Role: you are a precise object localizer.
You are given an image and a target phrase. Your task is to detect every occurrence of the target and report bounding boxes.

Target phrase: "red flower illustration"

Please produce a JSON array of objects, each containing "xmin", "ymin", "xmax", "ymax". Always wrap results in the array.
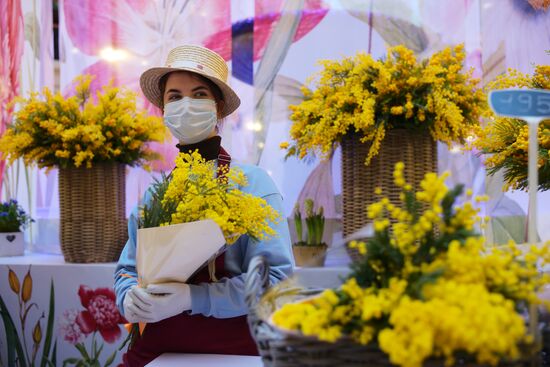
[{"xmin": 75, "ymin": 285, "xmax": 127, "ymax": 344}]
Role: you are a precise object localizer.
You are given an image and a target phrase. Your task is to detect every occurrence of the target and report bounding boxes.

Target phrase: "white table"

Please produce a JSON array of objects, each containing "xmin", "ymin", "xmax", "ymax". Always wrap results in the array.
[{"xmin": 145, "ymin": 353, "xmax": 263, "ymax": 366}]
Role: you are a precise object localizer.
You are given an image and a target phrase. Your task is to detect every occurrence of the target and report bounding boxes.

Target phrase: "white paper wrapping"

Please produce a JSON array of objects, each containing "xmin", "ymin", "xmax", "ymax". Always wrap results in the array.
[{"xmin": 136, "ymin": 219, "xmax": 225, "ymax": 287}]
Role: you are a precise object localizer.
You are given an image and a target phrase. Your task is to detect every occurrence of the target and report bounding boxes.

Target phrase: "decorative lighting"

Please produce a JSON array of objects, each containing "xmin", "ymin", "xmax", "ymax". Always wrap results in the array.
[
  {"xmin": 257, "ymin": 142, "xmax": 265, "ymax": 149},
  {"xmin": 99, "ymin": 47, "xmax": 129, "ymax": 63},
  {"xmin": 450, "ymin": 145, "xmax": 462, "ymax": 154},
  {"xmin": 246, "ymin": 121, "xmax": 263, "ymax": 132}
]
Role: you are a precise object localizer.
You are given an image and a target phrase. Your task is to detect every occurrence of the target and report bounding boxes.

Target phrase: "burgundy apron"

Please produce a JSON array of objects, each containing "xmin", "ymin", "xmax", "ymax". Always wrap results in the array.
[{"xmin": 123, "ymin": 147, "xmax": 258, "ymax": 367}]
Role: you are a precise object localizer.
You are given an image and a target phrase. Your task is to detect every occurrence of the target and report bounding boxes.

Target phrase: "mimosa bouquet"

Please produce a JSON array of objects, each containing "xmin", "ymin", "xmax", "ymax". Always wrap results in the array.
[
  {"xmin": 270, "ymin": 163, "xmax": 550, "ymax": 367},
  {"xmin": 474, "ymin": 65, "xmax": 550, "ymax": 191},
  {"xmin": 0, "ymin": 75, "xmax": 165, "ymax": 169},
  {"xmin": 136, "ymin": 151, "xmax": 280, "ymax": 286},
  {"xmin": 281, "ymin": 44, "xmax": 487, "ymax": 165}
]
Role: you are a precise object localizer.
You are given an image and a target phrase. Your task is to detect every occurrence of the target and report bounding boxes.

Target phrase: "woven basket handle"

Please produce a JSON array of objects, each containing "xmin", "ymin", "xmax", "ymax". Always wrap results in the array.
[{"xmin": 245, "ymin": 255, "xmax": 270, "ymax": 311}]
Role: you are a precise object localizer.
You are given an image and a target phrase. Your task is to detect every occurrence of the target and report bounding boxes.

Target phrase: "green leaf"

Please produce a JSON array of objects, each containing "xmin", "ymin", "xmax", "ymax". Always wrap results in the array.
[
  {"xmin": 51, "ymin": 341, "xmax": 57, "ymax": 367},
  {"xmin": 0, "ymin": 292, "xmax": 27, "ymax": 367},
  {"xmin": 2, "ymin": 310, "xmax": 16, "ymax": 366},
  {"xmin": 103, "ymin": 350, "xmax": 116, "ymax": 367},
  {"xmin": 62, "ymin": 358, "xmax": 80, "ymax": 367},
  {"xmin": 294, "ymin": 207, "xmax": 303, "ymax": 243},
  {"xmin": 40, "ymin": 279, "xmax": 55, "ymax": 367},
  {"xmin": 92, "ymin": 338, "xmax": 98, "ymax": 358},
  {"xmin": 118, "ymin": 325, "xmax": 134, "ymax": 351},
  {"xmin": 74, "ymin": 343, "xmax": 90, "ymax": 361},
  {"xmin": 138, "ymin": 173, "xmax": 177, "ymax": 229},
  {"xmin": 95, "ymin": 342, "xmax": 104, "ymax": 360},
  {"xmin": 305, "ymin": 218, "xmax": 314, "ymax": 245}
]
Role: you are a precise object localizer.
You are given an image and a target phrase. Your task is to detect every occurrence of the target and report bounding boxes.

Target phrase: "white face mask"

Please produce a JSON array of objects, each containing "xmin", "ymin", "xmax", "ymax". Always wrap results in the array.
[{"xmin": 163, "ymin": 97, "xmax": 218, "ymax": 144}]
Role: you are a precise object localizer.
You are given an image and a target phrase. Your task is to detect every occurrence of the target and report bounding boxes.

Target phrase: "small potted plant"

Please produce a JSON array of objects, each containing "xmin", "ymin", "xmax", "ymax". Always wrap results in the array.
[
  {"xmin": 292, "ymin": 199, "xmax": 327, "ymax": 267},
  {"xmin": 0, "ymin": 199, "xmax": 33, "ymax": 256}
]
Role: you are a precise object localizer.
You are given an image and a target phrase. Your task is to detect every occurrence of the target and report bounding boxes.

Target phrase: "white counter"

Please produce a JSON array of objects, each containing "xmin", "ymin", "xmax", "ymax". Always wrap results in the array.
[{"xmin": 146, "ymin": 353, "xmax": 262, "ymax": 367}]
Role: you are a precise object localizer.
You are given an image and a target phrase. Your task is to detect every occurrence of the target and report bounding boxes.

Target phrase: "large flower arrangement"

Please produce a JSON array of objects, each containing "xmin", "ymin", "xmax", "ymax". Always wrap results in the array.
[
  {"xmin": 272, "ymin": 163, "xmax": 550, "ymax": 367},
  {"xmin": 140, "ymin": 151, "xmax": 280, "ymax": 244},
  {"xmin": 474, "ymin": 65, "xmax": 550, "ymax": 191},
  {"xmin": 281, "ymin": 45, "xmax": 487, "ymax": 165},
  {"xmin": 0, "ymin": 75, "xmax": 166, "ymax": 169}
]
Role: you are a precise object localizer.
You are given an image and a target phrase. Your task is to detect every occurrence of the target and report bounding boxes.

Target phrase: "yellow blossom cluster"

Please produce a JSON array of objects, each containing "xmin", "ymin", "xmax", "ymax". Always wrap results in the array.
[
  {"xmin": 474, "ymin": 65, "xmax": 550, "ymax": 191},
  {"xmin": 161, "ymin": 151, "xmax": 280, "ymax": 244},
  {"xmin": 380, "ymin": 281, "xmax": 527, "ymax": 367},
  {"xmin": 0, "ymin": 75, "xmax": 166, "ymax": 169},
  {"xmin": 272, "ymin": 163, "xmax": 550, "ymax": 367},
  {"xmin": 282, "ymin": 44, "xmax": 487, "ymax": 165}
]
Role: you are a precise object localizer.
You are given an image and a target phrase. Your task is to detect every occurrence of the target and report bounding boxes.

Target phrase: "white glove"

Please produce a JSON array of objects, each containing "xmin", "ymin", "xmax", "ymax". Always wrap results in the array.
[
  {"xmin": 123, "ymin": 283, "xmax": 192, "ymax": 323},
  {"xmin": 123, "ymin": 286, "xmax": 156, "ymax": 323}
]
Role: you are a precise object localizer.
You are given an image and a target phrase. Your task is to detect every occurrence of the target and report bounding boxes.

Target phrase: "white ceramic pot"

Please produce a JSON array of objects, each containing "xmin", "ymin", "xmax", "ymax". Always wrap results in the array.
[{"xmin": 0, "ymin": 232, "xmax": 25, "ymax": 256}]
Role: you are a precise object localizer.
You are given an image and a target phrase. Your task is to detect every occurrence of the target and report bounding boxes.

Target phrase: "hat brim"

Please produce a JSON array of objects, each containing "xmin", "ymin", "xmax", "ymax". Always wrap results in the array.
[{"xmin": 140, "ymin": 67, "xmax": 241, "ymax": 118}]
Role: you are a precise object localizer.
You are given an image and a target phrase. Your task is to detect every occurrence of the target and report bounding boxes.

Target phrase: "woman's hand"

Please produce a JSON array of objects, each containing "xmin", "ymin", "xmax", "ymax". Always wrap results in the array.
[
  {"xmin": 123, "ymin": 283, "xmax": 191, "ymax": 323},
  {"xmin": 123, "ymin": 286, "xmax": 156, "ymax": 323}
]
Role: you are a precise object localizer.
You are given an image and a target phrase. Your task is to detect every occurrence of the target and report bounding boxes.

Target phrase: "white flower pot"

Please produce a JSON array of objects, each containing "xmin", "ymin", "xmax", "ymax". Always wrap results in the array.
[{"xmin": 0, "ymin": 232, "xmax": 25, "ymax": 256}]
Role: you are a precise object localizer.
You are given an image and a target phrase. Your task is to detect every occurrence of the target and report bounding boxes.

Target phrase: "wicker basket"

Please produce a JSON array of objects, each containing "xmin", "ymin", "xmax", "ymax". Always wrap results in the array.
[
  {"xmin": 58, "ymin": 163, "xmax": 128, "ymax": 263},
  {"xmin": 341, "ymin": 129, "xmax": 437, "ymax": 261},
  {"xmin": 245, "ymin": 256, "xmax": 391, "ymax": 366},
  {"xmin": 245, "ymin": 256, "xmax": 542, "ymax": 367}
]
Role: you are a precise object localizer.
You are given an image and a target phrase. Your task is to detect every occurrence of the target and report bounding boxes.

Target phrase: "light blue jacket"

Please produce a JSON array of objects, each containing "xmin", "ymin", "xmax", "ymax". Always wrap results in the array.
[{"xmin": 114, "ymin": 163, "xmax": 294, "ymax": 318}]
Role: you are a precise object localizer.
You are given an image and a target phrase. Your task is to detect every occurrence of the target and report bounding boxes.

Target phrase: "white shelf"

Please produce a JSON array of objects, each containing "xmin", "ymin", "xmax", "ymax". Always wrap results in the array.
[{"xmin": 0, "ymin": 252, "xmax": 116, "ymax": 268}]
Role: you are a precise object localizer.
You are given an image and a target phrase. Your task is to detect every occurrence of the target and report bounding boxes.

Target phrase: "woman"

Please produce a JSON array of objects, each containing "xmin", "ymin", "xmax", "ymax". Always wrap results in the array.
[{"xmin": 114, "ymin": 45, "xmax": 294, "ymax": 366}]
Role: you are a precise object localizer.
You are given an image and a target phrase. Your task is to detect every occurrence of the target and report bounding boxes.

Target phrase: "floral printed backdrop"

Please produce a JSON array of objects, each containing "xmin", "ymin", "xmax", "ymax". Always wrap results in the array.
[
  {"xmin": 1, "ymin": 1, "xmax": 550, "ymax": 249},
  {"xmin": 1, "ymin": 0, "xmax": 550, "ymax": 363},
  {"xmin": 0, "ymin": 264, "xmax": 127, "ymax": 366}
]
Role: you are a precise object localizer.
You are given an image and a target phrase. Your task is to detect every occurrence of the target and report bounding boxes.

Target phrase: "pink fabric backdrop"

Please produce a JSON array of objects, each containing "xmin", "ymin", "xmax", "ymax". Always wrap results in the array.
[
  {"xmin": 2, "ymin": 0, "xmax": 550, "ymax": 251},
  {"xmin": 0, "ymin": 0, "xmax": 24, "ymax": 200}
]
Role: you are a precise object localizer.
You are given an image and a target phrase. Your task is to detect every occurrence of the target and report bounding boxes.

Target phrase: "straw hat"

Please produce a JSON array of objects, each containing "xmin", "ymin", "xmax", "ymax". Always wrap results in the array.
[{"xmin": 140, "ymin": 45, "xmax": 240, "ymax": 117}]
